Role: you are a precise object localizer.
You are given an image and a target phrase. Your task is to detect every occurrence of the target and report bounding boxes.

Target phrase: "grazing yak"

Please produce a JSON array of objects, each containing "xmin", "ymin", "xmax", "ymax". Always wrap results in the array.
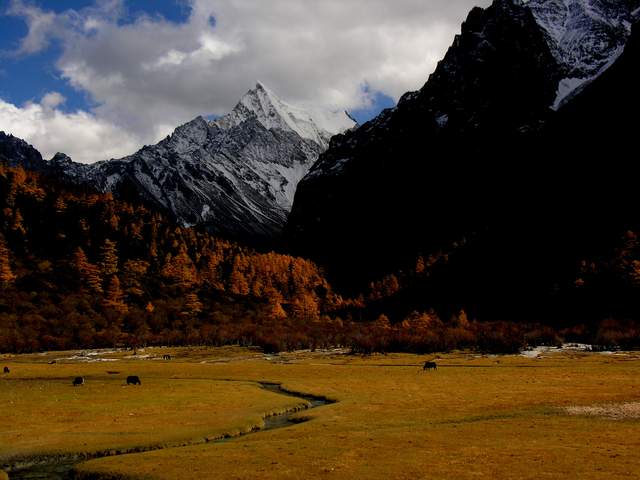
[
  {"xmin": 423, "ymin": 361, "xmax": 437, "ymax": 371},
  {"xmin": 126, "ymin": 375, "xmax": 142, "ymax": 385},
  {"xmin": 72, "ymin": 376, "xmax": 85, "ymax": 386},
  {"xmin": 3, "ymin": 366, "xmax": 9, "ymax": 374},
  {"xmin": 163, "ymin": 354, "xmax": 172, "ymax": 360}
]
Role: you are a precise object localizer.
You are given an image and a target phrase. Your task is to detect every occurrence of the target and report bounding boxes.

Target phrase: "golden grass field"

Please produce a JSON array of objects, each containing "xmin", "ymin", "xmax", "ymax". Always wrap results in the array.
[{"xmin": 2, "ymin": 346, "xmax": 640, "ymax": 479}]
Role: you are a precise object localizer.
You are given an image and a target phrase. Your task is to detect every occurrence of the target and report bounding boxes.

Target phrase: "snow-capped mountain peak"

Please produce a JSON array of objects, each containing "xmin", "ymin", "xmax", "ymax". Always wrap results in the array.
[
  {"xmin": 217, "ymin": 83, "xmax": 355, "ymax": 149},
  {"xmin": 33, "ymin": 82, "xmax": 354, "ymax": 241}
]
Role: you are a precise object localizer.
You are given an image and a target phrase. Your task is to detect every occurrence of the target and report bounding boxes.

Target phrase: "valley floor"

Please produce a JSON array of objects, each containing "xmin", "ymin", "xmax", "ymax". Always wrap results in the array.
[{"xmin": 1, "ymin": 347, "xmax": 640, "ymax": 479}]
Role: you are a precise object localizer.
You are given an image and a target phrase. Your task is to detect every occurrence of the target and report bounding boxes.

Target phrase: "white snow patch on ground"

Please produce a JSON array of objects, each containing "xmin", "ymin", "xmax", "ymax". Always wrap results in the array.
[
  {"xmin": 520, "ymin": 343, "xmax": 614, "ymax": 358},
  {"xmin": 59, "ymin": 355, "xmax": 120, "ymax": 362},
  {"xmin": 520, "ymin": 346, "xmax": 555, "ymax": 358},
  {"xmin": 57, "ymin": 348, "xmax": 126, "ymax": 362},
  {"xmin": 84, "ymin": 350, "xmax": 119, "ymax": 356}
]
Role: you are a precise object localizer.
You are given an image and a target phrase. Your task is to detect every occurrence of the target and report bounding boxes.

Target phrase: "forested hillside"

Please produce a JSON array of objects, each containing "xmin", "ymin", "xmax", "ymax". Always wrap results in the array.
[
  {"xmin": 0, "ymin": 163, "xmax": 347, "ymax": 352},
  {"xmin": 2, "ymin": 161, "xmax": 639, "ymax": 354}
]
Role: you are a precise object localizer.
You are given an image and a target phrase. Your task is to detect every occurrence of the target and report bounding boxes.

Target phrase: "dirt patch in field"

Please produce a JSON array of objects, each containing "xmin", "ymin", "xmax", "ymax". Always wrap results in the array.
[{"xmin": 565, "ymin": 402, "xmax": 640, "ymax": 420}]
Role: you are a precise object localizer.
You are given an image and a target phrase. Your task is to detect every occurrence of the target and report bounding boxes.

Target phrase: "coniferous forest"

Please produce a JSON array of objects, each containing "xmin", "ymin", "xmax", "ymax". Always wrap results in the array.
[{"xmin": 2, "ymin": 162, "xmax": 640, "ymax": 354}]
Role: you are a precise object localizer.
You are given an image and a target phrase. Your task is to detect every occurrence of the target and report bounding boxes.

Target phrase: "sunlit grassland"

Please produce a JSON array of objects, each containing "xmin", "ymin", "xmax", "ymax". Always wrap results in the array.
[
  {"xmin": 0, "ymin": 346, "xmax": 303, "ymax": 463},
  {"xmin": 3, "ymin": 348, "xmax": 640, "ymax": 479}
]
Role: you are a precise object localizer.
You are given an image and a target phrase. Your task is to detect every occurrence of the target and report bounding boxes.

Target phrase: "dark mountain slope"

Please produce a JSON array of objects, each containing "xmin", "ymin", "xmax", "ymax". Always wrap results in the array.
[
  {"xmin": 0, "ymin": 132, "xmax": 47, "ymax": 171},
  {"xmin": 287, "ymin": 0, "xmax": 640, "ymax": 322},
  {"xmin": 287, "ymin": 0, "xmax": 562, "ymax": 282}
]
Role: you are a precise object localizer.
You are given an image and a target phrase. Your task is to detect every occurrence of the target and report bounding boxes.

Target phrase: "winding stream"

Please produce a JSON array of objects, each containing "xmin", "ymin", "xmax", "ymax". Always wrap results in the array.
[{"xmin": 5, "ymin": 382, "xmax": 334, "ymax": 480}]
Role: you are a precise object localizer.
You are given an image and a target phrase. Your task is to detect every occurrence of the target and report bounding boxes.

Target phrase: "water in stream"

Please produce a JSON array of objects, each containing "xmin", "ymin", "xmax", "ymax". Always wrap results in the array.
[{"xmin": 6, "ymin": 382, "xmax": 332, "ymax": 480}]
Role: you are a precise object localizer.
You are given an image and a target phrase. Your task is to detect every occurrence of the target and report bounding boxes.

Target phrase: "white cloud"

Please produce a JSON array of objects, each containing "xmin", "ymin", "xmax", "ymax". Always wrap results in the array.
[
  {"xmin": 0, "ymin": 93, "xmax": 143, "ymax": 163},
  {"xmin": 40, "ymin": 91, "xmax": 66, "ymax": 109},
  {"xmin": 1, "ymin": 0, "xmax": 489, "ymax": 163},
  {"xmin": 6, "ymin": 0, "xmax": 57, "ymax": 54}
]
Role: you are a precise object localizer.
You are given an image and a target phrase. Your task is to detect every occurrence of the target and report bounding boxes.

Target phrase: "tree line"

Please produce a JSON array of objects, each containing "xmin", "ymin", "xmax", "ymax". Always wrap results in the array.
[{"xmin": 2, "ymin": 163, "xmax": 639, "ymax": 354}]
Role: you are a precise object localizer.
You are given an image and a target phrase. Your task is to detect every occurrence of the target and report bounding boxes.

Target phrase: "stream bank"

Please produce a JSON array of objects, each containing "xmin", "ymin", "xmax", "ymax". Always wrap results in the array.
[{"xmin": 4, "ymin": 382, "xmax": 334, "ymax": 480}]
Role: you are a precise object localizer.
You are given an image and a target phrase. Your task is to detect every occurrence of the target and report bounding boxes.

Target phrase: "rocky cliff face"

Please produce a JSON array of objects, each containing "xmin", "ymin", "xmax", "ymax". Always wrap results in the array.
[
  {"xmin": 286, "ymin": 0, "xmax": 640, "ymax": 320},
  {"xmin": 25, "ymin": 83, "xmax": 354, "ymax": 242},
  {"xmin": 0, "ymin": 132, "xmax": 47, "ymax": 171},
  {"xmin": 287, "ymin": 0, "xmax": 563, "ymax": 276},
  {"xmin": 525, "ymin": 0, "xmax": 639, "ymax": 106}
]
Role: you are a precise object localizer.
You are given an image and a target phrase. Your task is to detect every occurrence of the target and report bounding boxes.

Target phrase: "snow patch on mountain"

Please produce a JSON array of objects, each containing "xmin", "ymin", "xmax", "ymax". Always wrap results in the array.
[
  {"xmin": 524, "ymin": 0, "xmax": 636, "ymax": 108},
  {"xmin": 216, "ymin": 82, "xmax": 354, "ymax": 150},
  {"xmin": 44, "ymin": 83, "xmax": 355, "ymax": 240}
]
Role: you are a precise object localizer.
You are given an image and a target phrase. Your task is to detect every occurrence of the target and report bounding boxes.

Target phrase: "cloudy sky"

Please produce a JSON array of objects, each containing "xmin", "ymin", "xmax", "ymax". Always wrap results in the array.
[{"xmin": 0, "ymin": 0, "xmax": 488, "ymax": 163}]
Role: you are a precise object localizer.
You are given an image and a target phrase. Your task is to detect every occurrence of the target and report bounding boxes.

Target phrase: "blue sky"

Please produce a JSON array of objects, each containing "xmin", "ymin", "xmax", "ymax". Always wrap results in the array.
[
  {"xmin": 0, "ymin": 1, "xmax": 191, "ymax": 112},
  {"xmin": 0, "ymin": 0, "xmax": 477, "ymax": 162}
]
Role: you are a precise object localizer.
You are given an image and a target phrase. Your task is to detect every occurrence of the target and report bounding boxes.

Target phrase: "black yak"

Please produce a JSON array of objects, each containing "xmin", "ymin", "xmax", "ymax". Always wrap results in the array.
[
  {"xmin": 3, "ymin": 366, "xmax": 9, "ymax": 374},
  {"xmin": 423, "ymin": 361, "xmax": 437, "ymax": 371},
  {"xmin": 126, "ymin": 375, "xmax": 142, "ymax": 385},
  {"xmin": 72, "ymin": 376, "xmax": 85, "ymax": 386}
]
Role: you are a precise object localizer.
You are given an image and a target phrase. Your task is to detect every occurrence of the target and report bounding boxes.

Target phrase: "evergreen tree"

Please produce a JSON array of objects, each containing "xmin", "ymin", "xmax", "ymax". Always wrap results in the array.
[
  {"xmin": 0, "ymin": 235, "xmax": 16, "ymax": 287},
  {"xmin": 99, "ymin": 239, "xmax": 119, "ymax": 276},
  {"xmin": 11, "ymin": 208, "xmax": 26, "ymax": 235},
  {"xmin": 182, "ymin": 292, "xmax": 203, "ymax": 318},
  {"xmin": 72, "ymin": 247, "xmax": 103, "ymax": 294},
  {"xmin": 268, "ymin": 301, "xmax": 288, "ymax": 321},
  {"xmin": 161, "ymin": 246, "xmax": 198, "ymax": 289},
  {"xmin": 54, "ymin": 196, "xmax": 67, "ymax": 214},
  {"xmin": 102, "ymin": 276, "xmax": 128, "ymax": 314},
  {"xmin": 229, "ymin": 265, "xmax": 250, "ymax": 295}
]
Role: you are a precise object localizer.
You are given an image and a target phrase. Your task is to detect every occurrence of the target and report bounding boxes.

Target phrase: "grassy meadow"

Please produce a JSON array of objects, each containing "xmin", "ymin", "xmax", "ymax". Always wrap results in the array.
[{"xmin": 2, "ymin": 347, "xmax": 640, "ymax": 479}]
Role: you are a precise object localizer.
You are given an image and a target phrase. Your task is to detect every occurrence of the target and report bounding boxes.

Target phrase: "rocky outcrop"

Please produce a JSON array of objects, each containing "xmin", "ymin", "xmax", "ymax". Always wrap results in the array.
[
  {"xmin": 287, "ymin": 0, "xmax": 562, "ymax": 279},
  {"xmin": 286, "ymin": 0, "xmax": 640, "ymax": 321},
  {"xmin": 0, "ymin": 132, "xmax": 47, "ymax": 171}
]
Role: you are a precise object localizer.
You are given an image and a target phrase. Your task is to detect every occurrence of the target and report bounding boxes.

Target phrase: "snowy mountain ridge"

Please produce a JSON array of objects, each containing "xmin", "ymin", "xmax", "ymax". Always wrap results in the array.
[
  {"xmin": 216, "ymin": 82, "xmax": 353, "ymax": 150},
  {"xmin": 45, "ymin": 84, "xmax": 355, "ymax": 241},
  {"xmin": 522, "ymin": 0, "xmax": 638, "ymax": 107}
]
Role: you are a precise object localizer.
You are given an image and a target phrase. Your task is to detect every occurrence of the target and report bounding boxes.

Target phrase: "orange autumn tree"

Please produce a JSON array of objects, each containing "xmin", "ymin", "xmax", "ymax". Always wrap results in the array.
[
  {"xmin": 161, "ymin": 245, "xmax": 198, "ymax": 289},
  {"xmin": 0, "ymin": 235, "xmax": 16, "ymax": 287},
  {"xmin": 72, "ymin": 247, "xmax": 103, "ymax": 294},
  {"xmin": 99, "ymin": 239, "xmax": 119, "ymax": 276},
  {"xmin": 182, "ymin": 292, "xmax": 204, "ymax": 318},
  {"xmin": 102, "ymin": 275, "xmax": 128, "ymax": 314}
]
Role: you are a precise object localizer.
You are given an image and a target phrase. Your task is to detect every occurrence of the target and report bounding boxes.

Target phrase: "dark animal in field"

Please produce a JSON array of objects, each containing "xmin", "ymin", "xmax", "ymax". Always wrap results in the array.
[
  {"xmin": 3, "ymin": 366, "xmax": 9, "ymax": 374},
  {"xmin": 163, "ymin": 355, "xmax": 171, "ymax": 360},
  {"xmin": 126, "ymin": 375, "xmax": 142, "ymax": 385},
  {"xmin": 72, "ymin": 376, "xmax": 85, "ymax": 386},
  {"xmin": 48, "ymin": 360, "xmax": 57, "ymax": 364},
  {"xmin": 423, "ymin": 361, "xmax": 437, "ymax": 371}
]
